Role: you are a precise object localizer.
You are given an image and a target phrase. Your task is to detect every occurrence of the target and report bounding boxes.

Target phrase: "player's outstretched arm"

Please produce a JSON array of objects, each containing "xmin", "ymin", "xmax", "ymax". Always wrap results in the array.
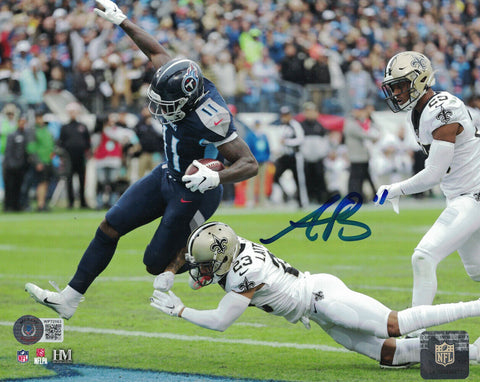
[
  {"xmin": 94, "ymin": 0, "xmax": 171, "ymax": 69},
  {"xmin": 150, "ymin": 290, "xmax": 253, "ymax": 332}
]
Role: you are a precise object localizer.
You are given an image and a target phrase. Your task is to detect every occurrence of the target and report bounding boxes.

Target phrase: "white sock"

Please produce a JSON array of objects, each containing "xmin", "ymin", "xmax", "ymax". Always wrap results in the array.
[
  {"xmin": 411, "ymin": 250, "xmax": 438, "ymax": 306},
  {"xmin": 393, "ymin": 338, "xmax": 420, "ymax": 364},
  {"xmin": 397, "ymin": 300, "xmax": 480, "ymax": 335},
  {"xmin": 62, "ymin": 285, "xmax": 84, "ymax": 304},
  {"xmin": 469, "ymin": 344, "xmax": 478, "ymax": 361}
]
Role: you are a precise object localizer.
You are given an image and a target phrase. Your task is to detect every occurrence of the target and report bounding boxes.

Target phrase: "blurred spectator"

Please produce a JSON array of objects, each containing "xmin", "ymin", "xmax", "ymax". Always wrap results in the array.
[
  {"xmin": 245, "ymin": 120, "xmax": 271, "ymax": 207},
  {"xmin": 344, "ymin": 60, "xmax": 377, "ymax": 113},
  {"xmin": 19, "ymin": 58, "xmax": 47, "ymax": 112},
  {"xmin": 304, "ymin": 45, "xmax": 331, "ymax": 85},
  {"xmin": 370, "ymin": 126, "xmax": 416, "ymax": 186},
  {"xmin": 3, "ymin": 114, "xmax": 29, "ymax": 211},
  {"xmin": 251, "ymin": 49, "xmax": 280, "ymax": 112},
  {"xmin": 234, "ymin": 55, "xmax": 260, "ymax": 113},
  {"xmin": 93, "ymin": 113, "xmax": 133, "ymax": 209},
  {"xmin": 324, "ymin": 131, "xmax": 349, "ymax": 198},
  {"xmin": 0, "ymin": 103, "xmax": 19, "ymax": 195},
  {"xmin": 47, "ymin": 65, "xmax": 66, "ymax": 93},
  {"xmin": 27, "ymin": 111, "xmax": 55, "ymax": 212},
  {"xmin": 12, "ymin": 40, "xmax": 32, "ymax": 73},
  {"xmin": 58, "ymin": 102, "xmax": 92, "ymax": 209},
  {"xmin": 239, "ymin": 27, "xmax": 264, "ymax": 64},
  {"xmin": 344, "ymin": 103, "xmax": 379, "ymax": 202},
  {"xmin": 0, "ymin": 58, "xmax": 14, "ymax": 99},
  {"xmin": 272, "ymin": 106, "xmax": 308, "ymax": 208},
  {"xmin": 72, "ymin": 57, "xmax": 97, "ymax": 112},
  {"xmin": 211, "ymin": 50, "xmax": 237, "ymax": 105},
  {"xmin": 199, "ymin": 53, "xmax": 218, "ymax": 87},
  {"xmin": 127, "ymin": 51, "xmax": 153, "ymax": 109},
  {"xmin": 280, "ymin": 42, "xmax": 305, "ymax": 85},
  {"xmin": 70, "ymin": 25, "xmax": 110, "ymax": 68},
  {"xmin": 134, "ymin": 106, "xmax": 164, "ymax": 178},
  {"xmin": 106, "ymin": 54, "xmax": 132, "ymax": 109},
  {"xmin": 297, "ymin": 102, "xmax": 329, "ymax": 204}
]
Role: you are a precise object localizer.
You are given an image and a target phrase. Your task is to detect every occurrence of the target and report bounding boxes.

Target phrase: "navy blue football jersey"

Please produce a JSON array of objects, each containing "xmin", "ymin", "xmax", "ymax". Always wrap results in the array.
[{"xmin": 161, "ymin": 78, "xmax": 237, "ymax": 180}]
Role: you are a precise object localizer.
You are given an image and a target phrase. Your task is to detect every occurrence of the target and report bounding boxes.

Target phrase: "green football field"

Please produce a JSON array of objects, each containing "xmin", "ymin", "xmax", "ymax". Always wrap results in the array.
[{"xmin": 1, "ymin": 200, "xmax": 479, "ymax": 381}]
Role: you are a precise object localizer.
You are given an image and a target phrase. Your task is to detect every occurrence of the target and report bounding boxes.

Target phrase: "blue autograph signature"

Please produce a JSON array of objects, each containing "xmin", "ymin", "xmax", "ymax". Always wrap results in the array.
[{"xmin": 259, "ymin": 192, "xmax": 371, "ymax": 244}]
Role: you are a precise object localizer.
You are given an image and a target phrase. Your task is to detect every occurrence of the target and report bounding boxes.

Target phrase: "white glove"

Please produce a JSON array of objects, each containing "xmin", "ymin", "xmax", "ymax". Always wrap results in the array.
[
  {"xmin": 94, "ymin": 0, "xmax": 127, "ymax": 25},
  {"xmin": 150, "ymin": 290, "xmax": 185, "ymax": 317},
  {"xmin": 182, "ymin": 160, "xmax": 220, "ymax": 193},
  {"xmin": 300, "ymin": 316, "xmax": 311, "ymax": 330},
  {"xmin": 153, "ymin": 271, "xmax": 174, "ymax": 292},
  {"xmin": 373, "ymin": 184, "xmax": 402, "ymax": 214}
]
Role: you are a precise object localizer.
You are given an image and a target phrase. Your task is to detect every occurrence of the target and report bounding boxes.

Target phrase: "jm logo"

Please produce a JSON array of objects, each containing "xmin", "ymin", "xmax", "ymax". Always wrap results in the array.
[{"xmin": 52, "ymin": 349, "xmax": 72, "ymax": 364}]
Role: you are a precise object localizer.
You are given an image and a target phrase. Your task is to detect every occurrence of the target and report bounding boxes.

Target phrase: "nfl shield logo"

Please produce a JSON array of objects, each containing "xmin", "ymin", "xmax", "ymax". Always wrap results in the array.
[
  {"xmin": 17, "ymin": 350, "xmax": 29, "ymax": 363},
  {"xmin": 435, "ymin": 342, "xmax": 455, "ymax": 367}
]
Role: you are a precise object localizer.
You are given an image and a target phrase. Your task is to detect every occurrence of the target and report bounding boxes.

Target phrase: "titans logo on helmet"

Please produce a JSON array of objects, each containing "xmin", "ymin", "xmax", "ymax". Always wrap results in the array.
[{"xmin": 182, "ymin": 63, "xmax": 199, "ymax": 94}]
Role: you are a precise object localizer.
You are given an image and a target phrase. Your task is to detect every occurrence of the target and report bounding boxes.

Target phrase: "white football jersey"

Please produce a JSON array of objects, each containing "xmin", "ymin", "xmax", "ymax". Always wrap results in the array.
[
  {"xmin": 222, "ymin": 238, "xmax": 313, "ymax": 324},
  {"xmin": 407, "ymin": 91, "xmax": 480, "ymax": 198}
]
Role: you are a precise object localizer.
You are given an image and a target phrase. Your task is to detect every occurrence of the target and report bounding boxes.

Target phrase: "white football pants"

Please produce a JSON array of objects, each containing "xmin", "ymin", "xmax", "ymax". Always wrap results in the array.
[
  {"xmin": 306, "ymin": 273, "xmax": 480, "ymax": 364},
  {"xmin": 412, "ymin": 193, "xmax": 480, "ymax": 307}
]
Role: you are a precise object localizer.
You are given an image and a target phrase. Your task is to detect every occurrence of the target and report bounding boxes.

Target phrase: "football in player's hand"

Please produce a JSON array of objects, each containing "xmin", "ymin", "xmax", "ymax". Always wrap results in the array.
[{"xmin": 185, "ymin": 159, "xmax": 225, "ymax": 175}]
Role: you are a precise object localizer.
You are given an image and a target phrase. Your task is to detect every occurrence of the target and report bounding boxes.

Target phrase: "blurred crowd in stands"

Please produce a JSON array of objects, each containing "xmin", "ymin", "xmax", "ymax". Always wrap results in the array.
[{"xmin": 1, "ymin": 0, "xmax": 480, "ymax": 211}]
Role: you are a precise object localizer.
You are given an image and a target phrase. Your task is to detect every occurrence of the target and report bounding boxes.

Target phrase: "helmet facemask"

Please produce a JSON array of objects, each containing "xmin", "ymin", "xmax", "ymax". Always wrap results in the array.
[
  {"xmin": 147, "ymin": 85, "xmax": 188, "ymax": 123},
  {"xmin": 185, "ymin": 252, "xmax": 228, "ymax": 287},
  {"xmin": 382, "ymin": 73, "xmax": 422, "ymax": 113}
]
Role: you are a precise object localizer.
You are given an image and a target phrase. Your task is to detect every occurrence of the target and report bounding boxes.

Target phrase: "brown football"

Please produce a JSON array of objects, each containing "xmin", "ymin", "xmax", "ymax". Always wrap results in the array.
[{"xmin": 185, "ymin": 158, "xmax": 225, "ymax": 175}]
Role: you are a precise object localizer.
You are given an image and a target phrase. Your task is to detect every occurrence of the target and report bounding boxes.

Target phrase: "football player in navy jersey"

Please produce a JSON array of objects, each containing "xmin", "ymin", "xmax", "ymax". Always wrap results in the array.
[{"xmin": 25, "ymin": 0, "xmax": 258, "ymax": 320}]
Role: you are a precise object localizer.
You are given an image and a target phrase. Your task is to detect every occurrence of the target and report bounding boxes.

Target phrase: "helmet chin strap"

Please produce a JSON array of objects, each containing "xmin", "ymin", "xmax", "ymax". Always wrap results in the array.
[{"xmin": 405, "ymin": 87, "xmax": 427, "ymax": 111}]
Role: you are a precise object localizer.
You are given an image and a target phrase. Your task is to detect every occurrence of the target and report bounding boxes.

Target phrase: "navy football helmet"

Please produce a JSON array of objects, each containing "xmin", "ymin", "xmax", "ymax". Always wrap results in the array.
[{"xmin": 147, "ymin": 58, "xmax": 205, "ymax": 122}]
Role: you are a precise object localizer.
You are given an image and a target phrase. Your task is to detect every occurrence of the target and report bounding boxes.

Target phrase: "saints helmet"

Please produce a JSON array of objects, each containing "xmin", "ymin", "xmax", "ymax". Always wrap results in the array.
[
  {"xmin": 147, "ymin": 58, "xmax": 205, "ymax": 122},
  {"xmin": 185, "ymin": 222, "xmax": 240, "ymax": 286},
  {"xmin": 382, "ymin": 51, "xmax": 435, "ymax": 112}
]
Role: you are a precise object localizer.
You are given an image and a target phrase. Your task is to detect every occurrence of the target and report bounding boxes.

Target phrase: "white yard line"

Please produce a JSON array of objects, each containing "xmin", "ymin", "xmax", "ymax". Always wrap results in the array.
[{"xmin": 0, "ymin": 321, "xmax": 347, "ymax": 352}]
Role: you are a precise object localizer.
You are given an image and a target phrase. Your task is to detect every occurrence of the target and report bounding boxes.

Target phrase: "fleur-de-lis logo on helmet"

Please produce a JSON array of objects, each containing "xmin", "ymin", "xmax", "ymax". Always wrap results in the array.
[
  {"xmin": 182, "ymin": 63, "xmax": 199, "ymax": 94},
  {"xmin": 410, "ymin": 54, "xmax": 427, "ymax": 70},
  {"xmin": 210, "ymin": 234, "xmax": 228, "ymax": 255}
]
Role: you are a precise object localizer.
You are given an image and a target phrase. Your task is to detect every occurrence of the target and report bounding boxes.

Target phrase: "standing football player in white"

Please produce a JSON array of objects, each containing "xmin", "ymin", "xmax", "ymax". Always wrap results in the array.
[
  {"xmin": 374, "ymin": 51, "xmax": 480, "ymax": 310},
  {"xmin": 150, "ymin": 222, "xmax": 480, "ymax": 368}
]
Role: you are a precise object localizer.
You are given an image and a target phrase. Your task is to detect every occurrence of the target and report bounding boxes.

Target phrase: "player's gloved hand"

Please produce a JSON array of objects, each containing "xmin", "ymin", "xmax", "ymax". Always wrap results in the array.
[
  {"xmin": 182, "ymin": 160, "xmax": 220, "ymax": 193},
  {"xmin": 373, "ymin": 184, "xmax": 402, "ymax": 214},
  {"xmin": 153, "ymin": 271, "xmax": 174, "ymax": 292},
  {"xmin": 94, "ymin": 0, "xmax": 127, "ymax": 25},
  {"xmin": 300, "ymin": 316, "xmax": 311, "ymax": 330},
  {"xmin": 150, "ymin": 290, "xmax": 185, "ymax": 317}
]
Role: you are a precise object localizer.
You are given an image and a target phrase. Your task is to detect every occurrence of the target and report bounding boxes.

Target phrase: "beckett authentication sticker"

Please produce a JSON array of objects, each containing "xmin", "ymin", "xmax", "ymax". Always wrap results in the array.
[
  {"xmin": 40, "ymin": 318, "xmax": 64, "ymax": 342},
  {"xmin": 420, "ymin": 331, "xmax": 469, "ymax": 379},
  {"xmin": 13, "ymin": 315, "xmax": 44, "ymax": 345}
]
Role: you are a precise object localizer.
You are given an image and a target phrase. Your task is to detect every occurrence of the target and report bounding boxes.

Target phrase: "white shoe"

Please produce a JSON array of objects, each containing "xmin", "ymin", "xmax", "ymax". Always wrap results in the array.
[
  {"xmin": 380, "ymin": 362, "xmax": 416, "ymax": 369},
  {"xmin": 405, "ymin": 328, "xmax": 426, "ymax": 339},
  {"xmin": 25, "ymin": 282, "xmax": 80, "ymax": 320}
]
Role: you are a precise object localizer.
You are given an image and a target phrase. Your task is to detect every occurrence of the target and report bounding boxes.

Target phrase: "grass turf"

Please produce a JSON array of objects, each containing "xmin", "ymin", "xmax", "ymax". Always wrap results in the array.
[{"xmin": 1, "ymin": 202, "xmax": 479, "ymax": 381}]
